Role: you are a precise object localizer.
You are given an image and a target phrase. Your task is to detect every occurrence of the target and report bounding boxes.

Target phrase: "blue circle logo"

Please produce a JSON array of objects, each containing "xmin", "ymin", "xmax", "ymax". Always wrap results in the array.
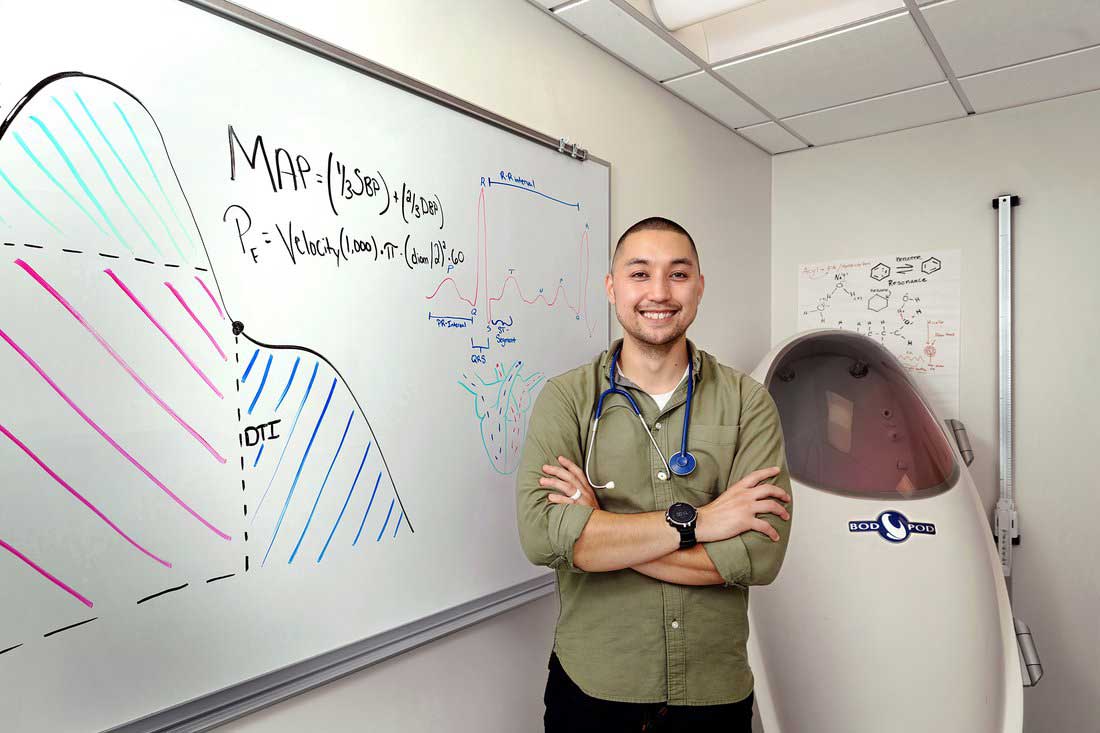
[{"xmin": 877, "ymin": 510, "xmax": 910, "ymax": 543}]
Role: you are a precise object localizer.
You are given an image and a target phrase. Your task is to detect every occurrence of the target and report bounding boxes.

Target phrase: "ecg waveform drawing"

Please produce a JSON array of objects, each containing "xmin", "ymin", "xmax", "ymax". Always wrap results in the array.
[
  {"xmin": 0, "ymin": 72, "xmax": 411, "ymax": 654},
  {"xmin": 424, "ymin": 185, "xmax": 599, "ymax": 338}
]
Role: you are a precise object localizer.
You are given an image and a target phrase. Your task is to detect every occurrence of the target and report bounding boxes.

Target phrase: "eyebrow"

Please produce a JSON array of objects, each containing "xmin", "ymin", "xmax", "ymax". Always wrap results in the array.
[{"xmin": 623, "ymin": 257, "xmax": 697, "ymax": 268}]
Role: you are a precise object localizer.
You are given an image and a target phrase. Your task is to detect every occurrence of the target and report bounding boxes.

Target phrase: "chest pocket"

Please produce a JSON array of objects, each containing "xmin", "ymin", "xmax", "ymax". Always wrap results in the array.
[{"xmin": 674, "ymin": 424, "xmax": 740, "ymax": 504}]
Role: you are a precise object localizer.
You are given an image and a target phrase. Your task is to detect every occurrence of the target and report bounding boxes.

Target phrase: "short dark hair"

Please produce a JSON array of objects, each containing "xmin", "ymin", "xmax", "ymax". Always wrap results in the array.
[{"xmin": 613, "ymin": 217, "xmax": 699, "ymax": 269}]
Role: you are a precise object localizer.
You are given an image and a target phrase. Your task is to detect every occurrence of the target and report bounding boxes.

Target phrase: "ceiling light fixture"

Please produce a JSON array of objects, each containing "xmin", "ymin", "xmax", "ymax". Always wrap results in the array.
[{"xmin": 650, "ymin": 0, "xmax": 769, "ymax": 31}]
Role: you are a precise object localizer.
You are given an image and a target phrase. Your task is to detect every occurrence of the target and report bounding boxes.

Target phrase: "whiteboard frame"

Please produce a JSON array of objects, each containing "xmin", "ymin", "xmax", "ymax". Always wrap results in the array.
[{"xmin": 85, "ymin": 2, "xmax": 613, "ymax": 730}]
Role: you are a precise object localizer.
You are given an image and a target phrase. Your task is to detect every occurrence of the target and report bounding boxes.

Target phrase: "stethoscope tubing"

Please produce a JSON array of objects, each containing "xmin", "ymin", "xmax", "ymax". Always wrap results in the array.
[{"xmin": 584, "ymin": 349, "xmax": 695, "ymax": 490}]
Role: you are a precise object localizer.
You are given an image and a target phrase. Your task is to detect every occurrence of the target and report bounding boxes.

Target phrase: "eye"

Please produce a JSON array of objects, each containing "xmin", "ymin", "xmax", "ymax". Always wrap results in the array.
[
  {"xmin": 671, "ymin": 271, "xmax": 688, "ymax": 279},
  {"xmin": 630, "ymin": 271, "xmax": 649, "ymax": 279}
]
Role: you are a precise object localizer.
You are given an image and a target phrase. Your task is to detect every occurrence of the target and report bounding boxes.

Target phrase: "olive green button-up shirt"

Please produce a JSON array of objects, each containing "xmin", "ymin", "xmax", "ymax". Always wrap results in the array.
[{"xmin": 516, "ymin": 339, "xmax": 793, "ymax": 705}]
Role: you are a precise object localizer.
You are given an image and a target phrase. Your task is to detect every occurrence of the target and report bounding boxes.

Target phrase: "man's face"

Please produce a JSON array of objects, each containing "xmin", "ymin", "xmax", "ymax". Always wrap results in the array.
[{"xmin": 605, "ymin": 229, "xmax": 704, "ymax": 350}]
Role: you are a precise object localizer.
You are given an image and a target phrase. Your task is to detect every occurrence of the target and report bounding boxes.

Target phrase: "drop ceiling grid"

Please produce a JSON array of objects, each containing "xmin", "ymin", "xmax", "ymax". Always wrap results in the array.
[{"xmin": 533, "ymin": 0, "xmax": 1100, "ymax": 154}]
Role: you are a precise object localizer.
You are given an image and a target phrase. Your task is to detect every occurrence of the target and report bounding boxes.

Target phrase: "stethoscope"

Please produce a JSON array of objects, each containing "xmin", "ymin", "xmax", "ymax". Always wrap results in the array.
[{"xmin": 584, "ymin": 349, "xmax": 696, "ymax": 490}]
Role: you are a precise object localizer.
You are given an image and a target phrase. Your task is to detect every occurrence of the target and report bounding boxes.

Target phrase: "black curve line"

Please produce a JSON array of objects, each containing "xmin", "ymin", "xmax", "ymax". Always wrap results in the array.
[
  {"xmin": 206, "ymin": 573, "xmax": 235, "ymax": 583},
  {"xmin": 43, "ymin": 617, "xmax": 97, "ymax": 638},
  {"xmin": 136, "ymin": 583, "xmax": 188, "ymax": 605},
  {"xmin": 0, "ymin": 643, "xmax": 24, "ymax": 656},
  {"xmin": 5, "ymin": 71, "xmax": 414, "ymax": 535},
  {"xmin": 239, "ymin": 331, "xmax": 413, "ymax": 533}
]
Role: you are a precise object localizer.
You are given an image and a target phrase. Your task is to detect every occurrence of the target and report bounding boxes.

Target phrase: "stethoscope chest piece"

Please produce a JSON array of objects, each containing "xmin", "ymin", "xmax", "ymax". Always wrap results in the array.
[{"xmin": 669, "ymin": 450, "xmax": 696, "ymax": 476}]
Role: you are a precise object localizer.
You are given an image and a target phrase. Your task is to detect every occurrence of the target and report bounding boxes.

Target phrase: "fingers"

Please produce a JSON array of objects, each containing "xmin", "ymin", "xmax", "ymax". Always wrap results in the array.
[
  {"xmin": 735, "ymin": 466, "xmax": 782, "ymax": 490},
  {"xmin": 547, "ymin": 493, "xmax": 573, "ymax": 504},
  {"xmin": 538, "ymin": 475, "xmax": 576, "ymax": 496},
  {"xmin": 557, "ymin": 456, "xmax": 591, "ymax": 488},
  {"xmin": 752, "ymin": 518, "xmax": 781, "ymax": 542},
  {"xmin": 750, "ymin": 482, "xmax": 792, "ymax": 504},
  {"xmin": 754, "ymin": 499, "xmax": 791, "ymax": 522}
]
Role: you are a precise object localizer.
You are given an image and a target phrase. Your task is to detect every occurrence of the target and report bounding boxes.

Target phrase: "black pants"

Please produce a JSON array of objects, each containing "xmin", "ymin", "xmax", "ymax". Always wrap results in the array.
[{"xmin": 544, "ymin": 653, "xmax": 754, "ymax": 733}]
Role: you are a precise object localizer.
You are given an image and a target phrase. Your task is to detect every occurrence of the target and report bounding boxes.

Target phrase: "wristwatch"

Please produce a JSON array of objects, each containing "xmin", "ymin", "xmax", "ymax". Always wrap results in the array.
[{"xmin": 666, "ymin": 502, "xmax": 698, "ymax": 550}]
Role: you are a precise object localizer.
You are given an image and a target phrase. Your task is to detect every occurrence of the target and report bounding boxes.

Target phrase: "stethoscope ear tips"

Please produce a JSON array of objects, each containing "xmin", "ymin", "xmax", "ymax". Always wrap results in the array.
[{"xmin": 669, "ymin": 452, "xmax": 697, "ymax": 476}]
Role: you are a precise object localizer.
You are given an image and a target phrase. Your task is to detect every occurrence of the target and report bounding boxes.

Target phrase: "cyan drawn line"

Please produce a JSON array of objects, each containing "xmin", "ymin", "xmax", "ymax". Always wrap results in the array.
[
  {"xmin": 164, "ymin": 281, "xmax": 226, "ymax": 361},
  {"xmin": 253, "ymin": 443, "xmax": 265, "ymax": 468},
  {"xmin": 251, "ymin": 361, "xmax": 318, "ymax": 523},
  {"xmin": 75, "ymin": 92, "xmax": 184, "ymax": 261},
  {"xmin": 393, "ymin": 512, "xmax": 404, "ymax": 538},
  {"xmin": 105, "ymin": 268, "xmax": 223, "ymax": 398},
  {"xmin": 275, "ymin": 356, "xmax": 300, "ymax": 412},
  {"xmin": 0, "ymin": 537, "xmax": 92, "ymax": 608},
  {"xmin": 52, "ymin": 96, "xmax": 164, "ymax": 257},
  {"xmin": 12, "ymin": 131, "xmax": 106, "ymax": 236},
  {"xmin": 16, "ymin": 259, "xmax": 226, "ymax": 463},
  {"xmin": 115, "ymin": 101, "xmax": 197, "ymax": 255},
  {"xmin": 248, "ymin": 354, "xmax": 272, "ymax": 415},
  {"xmin": 241, "ymin": 348, "xmax": 259, "ymax": 382},
  {"xmin": 0, "ymin": 323, "xmax": 230, "ymax": 541},
  {"xmin": 487, "ymin": 179, "xmax": 579, "ymax": 209},
  {"xmin": 290, "ymin": 410, "xmax": 354, "ymax": 563},
  {"xmin": 0, "ymin": 419, "xmax": 170, "ymax": 567},
  {"xmin": 376, "ymin": 498, "xmax": 396, "ymax": 542},
  {"xmin": 318, "ymin": 442, "xmax": 370, "ymax": 563},
  {"xmin": 354, "ymin": 472, "xmax": 382, "ymax": 546},
  {"xmin": 27, "ymin": 115, "xmax": 130, "ymax": 251},
  {"xmin": 263, "ymin": 377, "xmax": 337, "ymax": 566},
  {"xmin": 0, "ymin": 166, "xmax": 61, "ymax": 233},
  {"xmin": 195, "ymin": 276, "xmax": 224, "ymax": 320}
]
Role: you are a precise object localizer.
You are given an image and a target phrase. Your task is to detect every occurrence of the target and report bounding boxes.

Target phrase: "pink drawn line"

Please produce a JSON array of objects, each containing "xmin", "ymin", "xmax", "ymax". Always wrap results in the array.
[
  {"xmin": 14, "ymin": 258, "xmax": 226, "ymax": 465},
  {"xmin": 0, "ymin": 327, "xmax": 229, "ymax": 541},
  {"xmin": 105, "ymin": 269, "xmax": 223, "ymax": 399},
  {"xmin": 195, "ymin": 275, "xmax": 225, "ymax": 320},
  {"xmin": 0, "ymin": 537, "xmax": 93, "ymax": 608},
  {"xmin": 165, "ymin": 281, "xmax": 226, "ymax": 361},
  {"xmin": 0, "ymin": 420, "xmax": 171, "ymax": 567}
]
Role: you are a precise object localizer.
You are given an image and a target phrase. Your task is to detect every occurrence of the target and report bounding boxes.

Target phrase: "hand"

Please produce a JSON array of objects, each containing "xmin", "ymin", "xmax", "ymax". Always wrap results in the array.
[
  {"xmin": 541, "ymin": 456, "xmax": 600, "ymax": 509},
  {"xmin": 696, "ymin": 466, "xmax": 791, "ymax": 543}
]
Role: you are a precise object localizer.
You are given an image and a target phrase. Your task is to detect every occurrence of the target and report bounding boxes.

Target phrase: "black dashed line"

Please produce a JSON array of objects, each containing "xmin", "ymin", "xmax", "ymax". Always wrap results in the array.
[
  {"xmin": 195, "ymin": 266, "xmax": 208, "ymax": 272},
  {"xmin": 2, "ymin": 242, "xmax": 15, "ymax": 247},
  {"xmin": 241, "ymin": 480, "xmax": 245, "ymax": 491},
  {"xmin": 236, "ymin": 408, "xmax": 241, "ymax": 421},
  {"xmin": 206, "ymin": 573, "xmax": 235, "ymax": 584},
  {"xmin": 244, "ymin": 531, "xmax": 249, "ymax": 542},
  {"xmin": 0, "ymin": 643, "xmax": 23, "ymax": 656},
  {"xmin": 238, "ymin": 433, "xmax": 243, "ymax": 448},
  {"xmin": 23, "ymin": 243, "xmax": 43, "ymax": 249},
  {"xmin": 164, "ymin": 263, "xmax": 180, "ymax": 268},
  {"xmin": 239, "ymin": 456, "xmax": 244, "ymax": 471},
  {"xmin": 99, "ymin": 252, "xmax": 120, "ymax": 259},
  {"xmin": 44, "ymin": 618, "xmax": 97, "ymax": 638},
  {"xmin": 245, "ymin": 556, "xmax": 250, "ymax": 572},
  {"xmin": 136, "ymin": 583, "xmax": 188, "ymax": 605},
  {"xmin": 243, "ymin": 504, "xmax": 248, "ymax": 516},
  {"xmin": 134, "ymin": 257, "xmax": 155, "ymax": 265},
  {"xmin": 62, "ymin": 248, "xmax": 83, "ymax": 254}
]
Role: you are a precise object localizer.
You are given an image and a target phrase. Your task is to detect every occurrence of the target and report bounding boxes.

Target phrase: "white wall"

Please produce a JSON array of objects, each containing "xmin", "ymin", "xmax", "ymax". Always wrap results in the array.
[
  {"xmin": 214, "ymin": 1, "xmax": 772, "ymax": 731},
  {"xmin": 772, "ymin": 91, "xmax": 1100, "ymax": 732}
]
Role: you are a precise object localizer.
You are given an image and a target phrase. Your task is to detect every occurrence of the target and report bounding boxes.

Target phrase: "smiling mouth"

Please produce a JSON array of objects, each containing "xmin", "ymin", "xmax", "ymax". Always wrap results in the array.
[{"xmin": 640, "ymin": 310, "xmax": 677, "ymax": 321}]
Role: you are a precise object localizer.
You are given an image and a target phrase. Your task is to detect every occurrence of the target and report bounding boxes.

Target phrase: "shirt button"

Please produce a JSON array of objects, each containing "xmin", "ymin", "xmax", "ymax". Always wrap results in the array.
[
  {"xmin": 657, "ymin": 471, "xmax": 668, "ymax": 481},
  {"xmin": 671, "ymin": 620, "xmax": 679, "ymax": 629},
  {"xmin": 655, "ymin": 422, "xmax": 662, "ymax": 430}
]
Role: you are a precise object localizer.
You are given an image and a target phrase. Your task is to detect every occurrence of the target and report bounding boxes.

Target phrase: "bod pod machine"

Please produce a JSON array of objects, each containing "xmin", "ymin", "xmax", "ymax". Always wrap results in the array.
[{"xmin": 747, "ymin": 330, "xmax": 1022, "ymax": 732}]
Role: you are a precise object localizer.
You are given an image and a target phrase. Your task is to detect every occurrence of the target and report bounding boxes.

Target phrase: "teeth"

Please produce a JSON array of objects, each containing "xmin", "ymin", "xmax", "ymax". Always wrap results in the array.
[{"xmin": 641, "ymin": 311, "xmax": 674, "ymax": 320}]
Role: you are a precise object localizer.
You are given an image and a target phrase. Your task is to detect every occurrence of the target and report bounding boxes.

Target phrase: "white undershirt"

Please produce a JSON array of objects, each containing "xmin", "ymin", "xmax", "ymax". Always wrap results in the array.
[{"xmin": 638, "ymin": 366, "xmax": 690, "ymax": 411}]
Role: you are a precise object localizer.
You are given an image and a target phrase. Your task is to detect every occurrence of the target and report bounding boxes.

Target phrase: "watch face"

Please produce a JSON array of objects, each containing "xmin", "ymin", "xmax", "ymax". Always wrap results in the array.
[{"xmin": 668, "ymin": 502, "xmax": 695, "ymax": 524}]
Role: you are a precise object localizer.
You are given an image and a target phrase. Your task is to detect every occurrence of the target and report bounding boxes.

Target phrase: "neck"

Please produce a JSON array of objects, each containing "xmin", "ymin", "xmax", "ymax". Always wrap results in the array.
[{"xmin": 618, "ymin": 335, "xmax": 689, "ymax": 394}]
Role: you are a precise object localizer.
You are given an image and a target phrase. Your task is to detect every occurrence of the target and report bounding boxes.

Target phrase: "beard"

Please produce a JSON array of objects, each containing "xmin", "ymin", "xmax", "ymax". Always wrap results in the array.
[{"xmin": 616, "ymin": 307, "xmax": 689, "ymax": 354}]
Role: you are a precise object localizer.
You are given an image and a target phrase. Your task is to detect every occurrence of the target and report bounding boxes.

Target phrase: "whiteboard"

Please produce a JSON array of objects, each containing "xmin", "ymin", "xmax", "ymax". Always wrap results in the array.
[{"xmin": 0, "ymin": 2, "xmax": 609, "ymax": 730}]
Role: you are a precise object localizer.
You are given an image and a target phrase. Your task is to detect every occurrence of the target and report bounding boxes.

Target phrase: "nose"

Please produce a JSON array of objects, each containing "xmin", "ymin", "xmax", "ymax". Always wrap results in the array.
[{"xmin": 648, "ymin": 275, "xmax": 671, "ymax": 301}]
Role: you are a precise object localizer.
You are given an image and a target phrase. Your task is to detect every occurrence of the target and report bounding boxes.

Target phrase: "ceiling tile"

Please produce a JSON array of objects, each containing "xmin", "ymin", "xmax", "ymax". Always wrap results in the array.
[
  {"xmin": 662, "ymin": 72, "xmax": 769, "ymax": 128},
  {"xmin": 555, "ymin": 0, "xmax": 698, "ymax": 82},
  {"xmin": 714, "ymin": 12, "xmax": 944, "ymax": 118},
  {"xmin": 960, "ymin": 44, "xmax": 1100, "ymax": 114},
  {"xmin": 783, "ymin": 82, "xmax": 965, "ymax": 145},
  {"xmin": 736, "ymin": 122, "xmax": 807, "ymax": 154},
  {"xmin": 921, "ymin": 0, "xmax": 1100, "ymax": 77}
]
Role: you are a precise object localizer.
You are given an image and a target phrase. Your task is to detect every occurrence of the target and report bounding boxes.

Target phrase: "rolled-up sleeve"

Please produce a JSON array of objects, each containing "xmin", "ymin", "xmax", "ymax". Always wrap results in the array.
[
  {"xmin": 516, "ymin": 379, "xmax": 594, "ymax": 572},
  {"xmin": 703, "ymin": 384, "xmax": 793, "ymax": 587}
]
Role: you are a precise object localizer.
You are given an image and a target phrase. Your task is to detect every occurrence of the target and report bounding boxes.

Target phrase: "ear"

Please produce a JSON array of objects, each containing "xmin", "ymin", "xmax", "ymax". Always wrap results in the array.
[
  {"xmin": 698, "ymin": 272, "xmax": 705, "ymax": 302},
  {"xmin": 605, "ymin": 272, "xmax": 615, "ymax": 304}
]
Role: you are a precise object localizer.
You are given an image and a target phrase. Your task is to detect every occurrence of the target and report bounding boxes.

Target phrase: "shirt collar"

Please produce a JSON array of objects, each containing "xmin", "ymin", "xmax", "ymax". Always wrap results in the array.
[{"xmin": 600, "ymin": 338, "xmax": 703, "ymax": 389}]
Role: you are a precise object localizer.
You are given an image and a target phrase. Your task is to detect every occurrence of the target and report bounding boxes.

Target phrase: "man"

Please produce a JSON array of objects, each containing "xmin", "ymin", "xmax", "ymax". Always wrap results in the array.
[{"xmin": 516, "ymin": 217, "xmax": 793, "ymax": 732}]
